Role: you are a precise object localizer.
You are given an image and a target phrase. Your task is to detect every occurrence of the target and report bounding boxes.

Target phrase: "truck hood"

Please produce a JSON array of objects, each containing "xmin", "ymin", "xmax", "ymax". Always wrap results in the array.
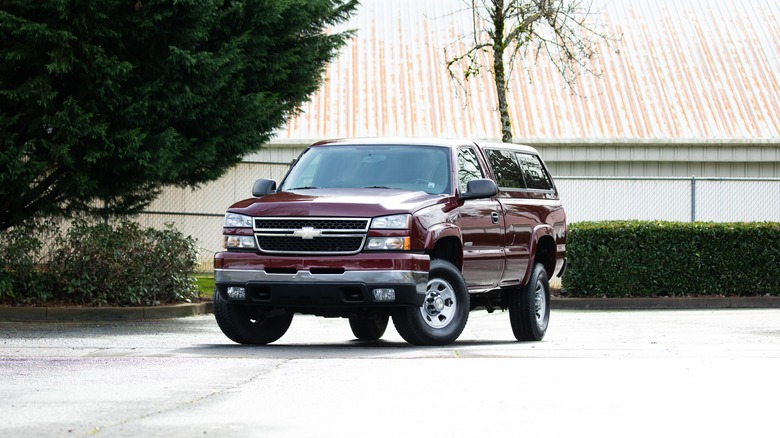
[{"xmin": 228, "ymin": 188, "xmax": 448, "ymax": 218}]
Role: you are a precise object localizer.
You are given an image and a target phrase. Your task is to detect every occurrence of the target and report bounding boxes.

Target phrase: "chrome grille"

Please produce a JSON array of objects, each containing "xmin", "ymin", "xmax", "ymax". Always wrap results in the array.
[
  {"xmin": 253, "ymin": 217, "xmax": 369, "ymax": 255},
  {"xmin": 254, "ymin": 218, "xmax": 368, "ymax": 231},
  {"xmin": 256, "ymin": 236, "xmax": 365, "ymax": 253}
]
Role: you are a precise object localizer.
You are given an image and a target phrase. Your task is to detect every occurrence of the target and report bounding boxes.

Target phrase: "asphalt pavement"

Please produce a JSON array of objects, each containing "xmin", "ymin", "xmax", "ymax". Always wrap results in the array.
[
  {"xmin": 1, "ymin": 295, "xmax": 779, "ymax": 322},
  {"xmin": 2, "ymin": 309, "xmax": 779, "ymax": 437}
]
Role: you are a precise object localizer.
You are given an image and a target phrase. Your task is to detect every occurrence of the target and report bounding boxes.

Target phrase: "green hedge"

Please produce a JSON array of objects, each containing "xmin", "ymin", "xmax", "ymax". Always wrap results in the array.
[
  {"xmin": 562, "ymin": 221, "xmax": 780, "ymax": 298},
  {"xmin": 0, "ymin": 219, "xmax": 198, "ymax": 306}
]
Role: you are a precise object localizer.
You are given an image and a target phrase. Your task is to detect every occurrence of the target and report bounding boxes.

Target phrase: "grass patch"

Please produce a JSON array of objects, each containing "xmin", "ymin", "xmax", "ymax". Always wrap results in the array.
[{"xmin": 194, "ymin": 274, "xmax": 215, "ymax": 301}]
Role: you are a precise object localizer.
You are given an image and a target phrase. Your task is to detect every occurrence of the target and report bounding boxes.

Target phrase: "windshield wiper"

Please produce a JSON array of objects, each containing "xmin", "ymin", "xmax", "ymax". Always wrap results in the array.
[
  {"xmin": 363, "ymin": 186, "xmax": 400, "ymax": 189},
  {"xmin": 287, "ymin": 186, "xmax": 320, "ymax": 190}
]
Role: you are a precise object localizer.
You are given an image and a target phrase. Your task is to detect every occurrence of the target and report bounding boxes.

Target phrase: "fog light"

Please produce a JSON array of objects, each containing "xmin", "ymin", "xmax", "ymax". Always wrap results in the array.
[
  {"xmin": 227, "ymin": 286, "xmax": 246, "ymax": 300},
  {"xmin": 372, "ymin": 288, "xmax": 395, "ymax": 302}
]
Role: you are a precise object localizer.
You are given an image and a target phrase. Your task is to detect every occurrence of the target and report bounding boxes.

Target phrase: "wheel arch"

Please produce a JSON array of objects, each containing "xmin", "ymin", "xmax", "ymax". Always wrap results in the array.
[
  {"xmin": 424, "ymin": 224, "xmax": 463, "ymax": 270},
  {"xmin": 529, "ymin": 225, "xmax": 557, "ymax": 280}
]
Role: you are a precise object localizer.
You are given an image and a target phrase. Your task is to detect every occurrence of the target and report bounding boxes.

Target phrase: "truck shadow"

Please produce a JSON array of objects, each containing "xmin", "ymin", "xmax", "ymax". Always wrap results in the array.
[{"xmin": 176, "ymin": 339, "xmax": 523, "ymax": 359}]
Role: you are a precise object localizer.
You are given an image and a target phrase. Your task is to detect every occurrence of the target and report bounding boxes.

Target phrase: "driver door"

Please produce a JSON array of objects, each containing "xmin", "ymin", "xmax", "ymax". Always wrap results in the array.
[{"xmin": 456, "ymin": 146, "xmax": 505, "ymax": 289}]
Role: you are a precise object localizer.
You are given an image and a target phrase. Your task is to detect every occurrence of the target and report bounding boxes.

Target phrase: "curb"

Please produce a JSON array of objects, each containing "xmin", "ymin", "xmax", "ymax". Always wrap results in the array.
[
  {"xmin": 1, "ymin": 298, "xmax": 778, "ymax": 322},
  {"xmin": 551, "ymin": 296, "xmax": 780, "ymax": 310},
  {"xmin": 0, "ymin": 302, "xmax": 214, "ymax": 322}
]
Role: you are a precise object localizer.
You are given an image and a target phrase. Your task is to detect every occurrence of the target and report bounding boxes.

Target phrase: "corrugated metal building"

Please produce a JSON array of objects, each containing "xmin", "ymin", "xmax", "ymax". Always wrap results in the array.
[
  {"xmin": 260, "ymin": 0, "xmax": 780, "ymax": 176},
  {"xmin": 141, "ymin": 0, "xmax": 780, "ymax": 266}
]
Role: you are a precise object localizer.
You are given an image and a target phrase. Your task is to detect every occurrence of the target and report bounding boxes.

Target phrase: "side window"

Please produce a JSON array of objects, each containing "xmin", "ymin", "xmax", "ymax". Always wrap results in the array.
[
  {"xmin": 457, "ymin": 147, "xmax": 483, "ymax": 192},
  {"xmin": 485, "ymin": 149, "xmax": 525, "ymax": 189},
  {"xmin": 517, "ymin": 153, "xmax": 553, "ymax": 191}
]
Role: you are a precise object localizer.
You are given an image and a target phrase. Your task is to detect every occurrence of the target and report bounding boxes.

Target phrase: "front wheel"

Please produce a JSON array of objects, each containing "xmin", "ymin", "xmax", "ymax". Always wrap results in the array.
[
  {"xmin": 213, "ymin": 289, "xmax": 293, "ymax": 345},
  {"xmin": 392, "ymin": 259, "xmax": 469, "ymax": 346},
  {"xmin": 509, "ymin": 263, "xmax": 550, "ymax": 341},
  {"xmin": 349, "ymin": 315, "xmax": 389, "ymax": 341}
]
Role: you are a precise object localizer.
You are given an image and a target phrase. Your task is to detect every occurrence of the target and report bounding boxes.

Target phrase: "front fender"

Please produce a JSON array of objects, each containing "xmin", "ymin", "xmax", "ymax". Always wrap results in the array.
[{"xmin": 423, "ymin": 222, "xmax": 462, "ymax": 250}]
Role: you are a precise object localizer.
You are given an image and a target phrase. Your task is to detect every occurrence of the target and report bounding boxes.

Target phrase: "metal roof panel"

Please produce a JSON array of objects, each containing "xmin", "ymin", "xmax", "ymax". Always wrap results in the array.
[{"xmin": 275, "ymin": 0, "xmax": 780, "ymax": 143}]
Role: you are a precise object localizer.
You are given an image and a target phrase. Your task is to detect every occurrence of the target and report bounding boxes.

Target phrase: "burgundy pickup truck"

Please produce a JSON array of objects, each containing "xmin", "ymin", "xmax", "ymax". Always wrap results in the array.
[{"xmin": 214, "ymin": 138, "xmax": 566, "ymax": 345}]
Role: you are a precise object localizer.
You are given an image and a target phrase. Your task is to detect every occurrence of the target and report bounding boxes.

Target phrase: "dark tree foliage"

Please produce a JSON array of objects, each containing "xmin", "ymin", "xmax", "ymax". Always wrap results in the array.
[{"xmin": 0, "ymin": 0, "xmax": 358, "ymax": 229}]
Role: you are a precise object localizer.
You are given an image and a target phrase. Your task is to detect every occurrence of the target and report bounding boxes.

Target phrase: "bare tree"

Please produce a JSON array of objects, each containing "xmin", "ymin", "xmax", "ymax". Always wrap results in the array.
[{"xmin": 446, "ymin": 0, "xmax": 620, "ymax": 142}]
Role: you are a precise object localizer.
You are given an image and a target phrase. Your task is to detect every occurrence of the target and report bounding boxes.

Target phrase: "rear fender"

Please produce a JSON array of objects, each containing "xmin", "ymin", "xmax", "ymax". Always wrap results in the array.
[{"xmin": 522, "ymin": 225, "xmax": 556, "ymax": 285}]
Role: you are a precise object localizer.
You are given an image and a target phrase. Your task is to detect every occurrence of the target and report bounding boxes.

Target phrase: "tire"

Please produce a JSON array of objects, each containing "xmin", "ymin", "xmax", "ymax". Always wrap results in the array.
[
  {"xmin": 348, "ymin": 315, "xmax": 389, "ymax": 341},
  {"xmin": 392, "ymin": 259, "xmax": 469, "ymax": 346},
  {"xmin": 510, "ymin": 263, "xmax": 550, "ymax": 341},
  {"xmin": 213, "ymin": 288, "xmax": 293, "ymax": 345}
]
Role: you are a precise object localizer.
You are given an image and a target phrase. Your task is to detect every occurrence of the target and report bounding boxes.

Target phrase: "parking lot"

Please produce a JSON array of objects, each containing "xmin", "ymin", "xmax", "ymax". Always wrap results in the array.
[{"xmin": 2, "ymin": 309, "xmax": 779, "ymax": 437}]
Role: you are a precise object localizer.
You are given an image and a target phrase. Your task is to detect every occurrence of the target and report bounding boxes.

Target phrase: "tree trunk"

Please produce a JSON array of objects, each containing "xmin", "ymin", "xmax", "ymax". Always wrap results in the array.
[
  {"xmin": 491, "ymin": 1, "xmax": 513, "ymax": 143},
  {"xmin": 494, "ymin": 54, "xmax": 513, "ymax": 143}
]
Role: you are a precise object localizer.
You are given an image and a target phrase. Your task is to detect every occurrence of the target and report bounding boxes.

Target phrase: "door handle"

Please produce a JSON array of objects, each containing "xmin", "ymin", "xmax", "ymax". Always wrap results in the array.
[{"xmin": 491, "ymin": 212, "xmax": 500, "ymax": 224}]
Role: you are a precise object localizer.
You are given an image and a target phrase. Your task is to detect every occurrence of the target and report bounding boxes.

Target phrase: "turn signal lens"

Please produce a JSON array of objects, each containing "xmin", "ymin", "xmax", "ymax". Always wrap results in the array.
[
  {"xmin": 225, "ymin": 235, "xmax": 256, "ymax": 249},
  {"xmin": 366, "ymin": 237, "xmax": 410, "ymax": 250}
]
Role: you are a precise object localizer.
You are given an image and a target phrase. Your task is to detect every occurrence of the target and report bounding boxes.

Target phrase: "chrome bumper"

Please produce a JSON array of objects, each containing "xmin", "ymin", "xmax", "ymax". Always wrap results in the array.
[{"xmin": 215, "ymin": 269, "xmax": 428, "ymax": 293}]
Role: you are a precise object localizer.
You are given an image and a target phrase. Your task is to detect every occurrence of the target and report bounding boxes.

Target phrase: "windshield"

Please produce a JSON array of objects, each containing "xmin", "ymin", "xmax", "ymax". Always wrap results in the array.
[{"xmin": 279, "ymin": 145, "xmax": 452, "ymax": 195}]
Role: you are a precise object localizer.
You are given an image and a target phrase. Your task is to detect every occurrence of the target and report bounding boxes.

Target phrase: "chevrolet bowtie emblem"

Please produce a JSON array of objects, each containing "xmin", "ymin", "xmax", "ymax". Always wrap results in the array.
[{"xmin": 293, "ymin": 227, "xmax": 321, "ymax": 239}]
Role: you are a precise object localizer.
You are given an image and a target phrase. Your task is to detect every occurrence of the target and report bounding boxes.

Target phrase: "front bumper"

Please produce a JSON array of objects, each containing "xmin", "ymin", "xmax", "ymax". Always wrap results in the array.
[
  {"xmin": 215, "ymin": 268, "xmax": 427, "ymax": 308},
  {"xmin": 214, "ymin": 252, "xmax": 429, "ymax": 309}
]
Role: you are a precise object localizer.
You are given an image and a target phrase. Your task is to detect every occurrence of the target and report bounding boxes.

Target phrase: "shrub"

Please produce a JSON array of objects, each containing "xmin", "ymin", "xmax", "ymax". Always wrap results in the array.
[
  {"xmin": 0, "ymin": 218, "xmax": 58, "ymax": 304},
  {"xmin": 0, "ymin": 219, "xmax": 198, "ymax": 306},
  {"xmin": 562, "ymin": 221, "xmax": 780, "ymax": 297}
]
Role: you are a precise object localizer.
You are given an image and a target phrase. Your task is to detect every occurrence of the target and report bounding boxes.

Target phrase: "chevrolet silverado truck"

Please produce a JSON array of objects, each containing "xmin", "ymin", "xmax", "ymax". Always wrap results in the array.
[{"xmin": 214, "ymin": 137, "xmax": 566, "ymax": 346}]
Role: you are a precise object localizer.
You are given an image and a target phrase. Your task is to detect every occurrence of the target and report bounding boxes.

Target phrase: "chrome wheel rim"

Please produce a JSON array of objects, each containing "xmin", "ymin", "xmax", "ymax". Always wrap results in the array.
[
  {"xmin": 420, "ymin": 278, "xmax": 457, "ymax": 329},
  {"xmin": 534, "ymin": 281, "xmax": 548, "ymax": 328}
]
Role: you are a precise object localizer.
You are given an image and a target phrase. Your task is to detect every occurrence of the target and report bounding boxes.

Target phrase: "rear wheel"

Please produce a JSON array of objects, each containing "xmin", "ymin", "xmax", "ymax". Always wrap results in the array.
[
  {"xmin": 392, "ymin": 259, "xmax": 469, "ymax": 346},
  {"xmin": 213, "ymin": 289, "xmax": 293, "ymax": 345},
  {"xmin": 348, "ymin": 315, "xmax": 389, "ymax": 341},
  {"xmin": 509, "ymin": 263, "xmax": 550, "ymax": 341}
]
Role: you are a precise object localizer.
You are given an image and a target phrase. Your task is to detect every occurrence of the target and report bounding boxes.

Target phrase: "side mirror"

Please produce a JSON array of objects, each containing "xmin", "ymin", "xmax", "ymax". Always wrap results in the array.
[
  {"xmin": 460, "ymin": 178, "xmax": 498, "ymax": 201},
  {"xmin": 252, "ymin": 179, "xmax": 277, "ymax": 197}
]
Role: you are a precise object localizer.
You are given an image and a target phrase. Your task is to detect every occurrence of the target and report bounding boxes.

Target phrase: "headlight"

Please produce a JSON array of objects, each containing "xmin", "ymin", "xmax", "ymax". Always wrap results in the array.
[
  {"xmin": 225, "ymin": 235, "xmax": 257, "ymax": 249},
  {"xmin": 366, "ymin": 237, "xmax": 410, "ymax": 251},
  {"xmin": 370, "ymin": 214, "xmax": 411, "ymax": 229},
  {"xmin": 224, "ymin": 213, "xmax": 253, "ymax": 228}
]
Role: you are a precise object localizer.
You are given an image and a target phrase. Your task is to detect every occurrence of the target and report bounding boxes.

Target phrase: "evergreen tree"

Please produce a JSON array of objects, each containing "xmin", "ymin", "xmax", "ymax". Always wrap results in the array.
[{"xmin": 0, "ymin": 0, "xmax": 358, "ymax": 229}]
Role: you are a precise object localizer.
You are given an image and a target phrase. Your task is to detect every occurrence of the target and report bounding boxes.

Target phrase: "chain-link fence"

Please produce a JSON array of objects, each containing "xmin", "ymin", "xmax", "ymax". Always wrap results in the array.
[
  {"xmin": 556, "ymin": 176, "xmax": 780, "ymax": 223},
  {"xmin": 134, "ymin": 161, "xmax": 291, "ymax": 272},
  {"xmin": 135, "ymin": 165, "xmax": 780, "ymax": 271}
]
